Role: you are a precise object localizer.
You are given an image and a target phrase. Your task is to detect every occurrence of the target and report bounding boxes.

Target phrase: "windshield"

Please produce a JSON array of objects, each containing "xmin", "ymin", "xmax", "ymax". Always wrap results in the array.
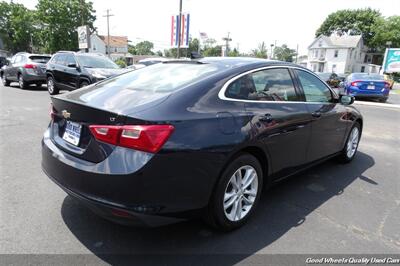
[
  {"xmin": 351, "ymin": 73, "xmax": 384, "ymax": 81},
  {"xmin": 29, "ymin": 56, "xmax": 51, "ymax": 63},
  {"xmin": 77, "ymin": 55, "xmax": 119, "ymax": 69}
]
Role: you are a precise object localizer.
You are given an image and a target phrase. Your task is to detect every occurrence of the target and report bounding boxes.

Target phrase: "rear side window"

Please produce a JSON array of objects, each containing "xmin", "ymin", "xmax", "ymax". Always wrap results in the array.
[
  {"xmin": 29, "ymin": 56, "xmax": 51, "ymax": 63},
  {"xmin": 225, "ymin": 68, "xmax": 299, "ymax": 101},
  {"xmin": 52, "ymin": 54, "xmax": 66, "ymax": 65},
  {"xmin": 297, "ymin": 70, "xmax": 332, "ymax": 102}
]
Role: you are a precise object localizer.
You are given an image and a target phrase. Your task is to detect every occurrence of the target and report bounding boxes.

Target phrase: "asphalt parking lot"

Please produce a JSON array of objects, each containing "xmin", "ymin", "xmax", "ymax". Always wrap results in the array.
[{"xmin": 1, "ymin": 83, "xmax": 399, "ymax": 264}]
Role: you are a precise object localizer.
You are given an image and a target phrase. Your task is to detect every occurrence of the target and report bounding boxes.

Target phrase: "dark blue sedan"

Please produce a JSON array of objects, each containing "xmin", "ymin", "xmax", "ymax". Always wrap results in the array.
[
  {"xmin": 42, "ymin": 58, "xmax": 363, "ymax": 231},
  {"xmin": 343, "ymin": 73, "xmax": 390, "ymax": 102}
]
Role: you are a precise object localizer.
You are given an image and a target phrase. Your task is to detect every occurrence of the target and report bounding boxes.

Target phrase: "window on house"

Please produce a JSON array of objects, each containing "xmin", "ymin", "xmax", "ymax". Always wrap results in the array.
[
  {"xmin": 332, "ymin": 64, "xmax": 337, "ymax": 73},
  {"xmin": 361, "ymin": 66, "xmax": 365, "ymax": 73},
  {"xmin": 318, "ymin": 41, "xmax": 322, "ymax": 47},
  {"xmin": 334, "ymin": 50, "xmax": 339, "ymax": 58}
]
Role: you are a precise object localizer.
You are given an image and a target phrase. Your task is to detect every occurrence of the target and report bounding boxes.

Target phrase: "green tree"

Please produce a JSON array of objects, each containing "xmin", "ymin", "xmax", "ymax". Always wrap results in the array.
[
  {"xmin": 251, "ymin": 42, "xmax": 268, "ymax": 58},
  {"xmin": 228, "ymin": 48, "xmax": 240, "ymax": 57},
  {"xmin": 0, "ymin": 2, "xmax": 37, "ymax": 53},
  {"xmin": 203, "ymin": 46, "xmax": 222, "ymax": 56},
  {"xmin": 315, "ymin": 8, "xmax": 381, "ymax": 47},
  {"xmin": 128, "ymin": 44, "xmax": 137, "ymax": 55},
  {"xmin": 371, "ymin": 16, "xmax": 400, "ymax": 51},
  {"xmin": 35, "ymin": 0, "xmax": 96, "ymax": 53},
  {"xmin": 135, "ymin": 41, "xmax": 154, "ymax": 55},
  {"xmin": 274, "ymin": 44, "xmax": 297, "ymax": 62}
]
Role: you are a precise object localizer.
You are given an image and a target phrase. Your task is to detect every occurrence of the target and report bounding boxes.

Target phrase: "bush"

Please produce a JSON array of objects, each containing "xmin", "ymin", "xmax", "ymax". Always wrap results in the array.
[{"xmin": 115, "ymin": 58, "xmax": 127, "ymax": 68}]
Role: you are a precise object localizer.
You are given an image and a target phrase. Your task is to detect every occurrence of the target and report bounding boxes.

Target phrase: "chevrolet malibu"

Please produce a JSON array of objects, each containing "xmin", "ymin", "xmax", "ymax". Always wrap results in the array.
[{"xmin": 41, "ymin": 58, "xmax": 362, "ymax": 231}]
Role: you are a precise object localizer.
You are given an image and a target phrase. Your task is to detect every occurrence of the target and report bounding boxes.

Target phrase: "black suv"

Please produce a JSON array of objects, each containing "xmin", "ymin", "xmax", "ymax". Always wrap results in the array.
[{"xmin": 46, "ymin": 51, "xmax": 125, "ymax": 95}]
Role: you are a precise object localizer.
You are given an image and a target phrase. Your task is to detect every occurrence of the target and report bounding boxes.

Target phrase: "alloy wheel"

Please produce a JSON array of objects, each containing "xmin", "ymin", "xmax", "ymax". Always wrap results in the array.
[
  {"xmin": 346, "ymin": 127, "xmax": 359, "ymax": 158},
  {"xmin": 47, "ymin": 79, "xmax": 54, "ymax": 94},
  {"xmin": 223, "ymin": 165, "xmax": 258, "ymax": 222},
  {"xmin": 19, "ymin": 75, "xmax": 24, "ymax": 88}
]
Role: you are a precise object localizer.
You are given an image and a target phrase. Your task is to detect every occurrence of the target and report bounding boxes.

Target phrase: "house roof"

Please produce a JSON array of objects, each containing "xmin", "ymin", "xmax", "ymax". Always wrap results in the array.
[
  {"xmin": 309, "ymin": 35, "xmax": 362, "ymax": 49},
  {"xmin": 98, "ymin": 35, "xmax": 128, "ymax": 47}
]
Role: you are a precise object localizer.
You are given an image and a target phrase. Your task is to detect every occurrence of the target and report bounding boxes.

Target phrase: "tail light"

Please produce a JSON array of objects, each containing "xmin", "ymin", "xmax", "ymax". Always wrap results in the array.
[
  {"xmin": 350, "ymin": 80, "xmax": 360, "ymax": 87},
  {"xmin": 384, "ymin": 82, "xmax": 390, "ymax": 89},
  {"xmin": 24, "ymin": 64, "xmax": 37, "ymax": 69},
  {"xmin": 89, "ymin": 125, "xmax": 174, "ymax": 153}
]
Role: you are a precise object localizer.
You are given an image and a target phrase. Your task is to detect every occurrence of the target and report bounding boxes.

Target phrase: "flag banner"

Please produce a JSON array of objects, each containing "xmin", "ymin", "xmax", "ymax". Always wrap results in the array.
[
  {"xmin": 171, "ymin": 13, "xmax": 190, "ymax": 48},
  {"xmin": 199, "ymin": 32, "xmax": 208, "ymax": 40}
]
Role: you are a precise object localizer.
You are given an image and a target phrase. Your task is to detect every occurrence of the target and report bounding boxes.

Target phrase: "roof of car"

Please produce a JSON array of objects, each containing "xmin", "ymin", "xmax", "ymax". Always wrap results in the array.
[{"xmin": 165, "ymin": 57, "xmax": 302, "ymax": 70}]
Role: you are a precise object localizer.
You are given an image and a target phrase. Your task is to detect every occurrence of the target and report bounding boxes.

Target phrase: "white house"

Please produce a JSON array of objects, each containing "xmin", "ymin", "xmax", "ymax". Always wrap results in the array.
[
  {"xmin": 307, "ymin": 34, "xmax": 381, "ymax": 74},
  {"xmin": 89, "ymin": 34, "xmax": 134, "ymax": 64}
]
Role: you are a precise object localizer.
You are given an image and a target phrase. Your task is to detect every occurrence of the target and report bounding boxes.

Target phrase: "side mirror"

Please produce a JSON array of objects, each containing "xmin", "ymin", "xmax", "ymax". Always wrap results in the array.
[
  {"xmin": 67, "ymin": 63, "xmax": 77, "ymax": 68},
  {"xmin": 340, "ymin": 95, "xmax": 354, "ymax": 105}
]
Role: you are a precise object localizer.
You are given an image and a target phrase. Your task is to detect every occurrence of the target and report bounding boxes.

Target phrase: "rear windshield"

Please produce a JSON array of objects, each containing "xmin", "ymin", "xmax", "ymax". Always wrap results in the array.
[
  {"xmin": 29, "ymin": 56, "xmax": 50, "ymax": 63},
  {"xmin": 100, "ymin": 63, "xmax": 221, "ymax": 92},
  {"xmin": 351, "ymin": 73, "xmax": 384, "ymax": 81},
  {"xmin": 77, "ymin": 55, "xmax": 119, "ymax": 69}
]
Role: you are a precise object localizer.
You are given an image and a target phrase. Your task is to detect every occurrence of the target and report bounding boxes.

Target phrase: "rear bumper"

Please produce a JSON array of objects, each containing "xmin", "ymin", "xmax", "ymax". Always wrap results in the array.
[
  {"xmin": 347, "ymin": 87, "xmax": 389, "ymax": 99},
  {"xmin": 41, "ymin": 128, "xmax": 216, "ymax": 226},
  {"xmin": 23, "ymin": 72, "xmax": 47, "ymax": 83}
]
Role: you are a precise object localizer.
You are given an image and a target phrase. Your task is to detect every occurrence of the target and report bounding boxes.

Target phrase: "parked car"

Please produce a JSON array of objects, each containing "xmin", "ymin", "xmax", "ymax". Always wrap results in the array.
[
  {"xmin": 0, "ymin": 56, "xmax": 8, "ymax": 68},
  {"xmin": 42, "ymin": 58, "xmax": 362, "ymax": 231},
  {"xmin": 46, "ymin": 51, "xmax": 125, "ymax": 95},
  {"xmin": 125, "ymin": 63, "xmax": 146, "ymax": 70},
  {"xmin": 138, "ymin": 57, "xmax": 169, "ymax": 66},
  {"xmin": 383, "ymin": 73, "xmax": 395, "ymax": 89},
  {"xmin": 343, "ymin": 73, "xmax": 390, "ymax": 102},
  {"xmin": 316, "ymin": 72, "xmax": 343, "ymax": 88},
  {"xmin": 1, "ymin": 52, "xmax": 51, "ymax": 89}
]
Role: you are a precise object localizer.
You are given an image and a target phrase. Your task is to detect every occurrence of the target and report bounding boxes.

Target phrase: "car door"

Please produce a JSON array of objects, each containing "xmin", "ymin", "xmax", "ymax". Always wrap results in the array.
[
  {"xmin": 51, "ymin": 54, "xmax": 67, "ymax": 88},
  {"xmin": 295, "ymin": 69, "xmax": 349, "ymax": 162},
  {"xmin": 63, "ymin": 54, "xmax": 80, "ymax": 89},
  {"xmin": 224, "ymin": 67, "xmax": 312, "ymax": 178},
  {"xmin": 8, "ymin": 55, "xmax": 21, "ymax": 80}
]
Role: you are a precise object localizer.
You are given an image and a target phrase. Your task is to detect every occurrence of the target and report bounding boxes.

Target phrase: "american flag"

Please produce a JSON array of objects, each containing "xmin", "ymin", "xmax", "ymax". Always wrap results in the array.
[{"xmin": 199, "ymin": 32, "xmax": 208, "ymax": 40}]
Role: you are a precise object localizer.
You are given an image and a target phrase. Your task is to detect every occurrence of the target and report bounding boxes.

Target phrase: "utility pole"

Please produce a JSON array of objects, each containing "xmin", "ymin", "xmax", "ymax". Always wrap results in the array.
[
  {"xmin": 103, "ymin": 9, "xmax": 114, "ymax": 58},
  {"xmin": 222, "ymin": 32, "xmax": 232, "ymax": 57},
  {"xmin": 177, "ymin": 0, "xmax": 182, "ymax": 58}
]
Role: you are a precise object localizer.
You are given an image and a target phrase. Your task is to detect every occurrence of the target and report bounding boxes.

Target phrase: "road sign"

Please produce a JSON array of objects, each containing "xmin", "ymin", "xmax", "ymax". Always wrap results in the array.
[
  {"xmin": 77, "ymin": 25, "xmax": 90, "ymax": 49},
  {"xmin": 382, "ymin": 48, "xmax": 400, "ymax": 73},
  {"xmin": 171, "ymin": 13, "xmax": 190, "ymax": 48}
]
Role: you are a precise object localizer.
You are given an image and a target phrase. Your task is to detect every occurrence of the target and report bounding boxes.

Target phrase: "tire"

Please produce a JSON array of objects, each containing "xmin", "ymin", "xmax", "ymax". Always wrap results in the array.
[
  {"xmin": 204, "ymin": 153, "xmax": 263, "ymax": 231},
  {"xmin": 79, "ymin": 81, "xmax": 89, "ymax": 88},
  {"xmin": 18, "ymin": 74, "xmax": 28, "ymax": 89},
  {"xmin": 47, "ymin": 76, "xmax": 59, "ymax": 95},
  {"xmin": 337, "ymin": 122, "xmax": 361, "ymax": 163},
  {"xmin": 379, "ymin": 98, "xmax": 387, "ymax": 103},
  {"xmin": 1, "ymin": 73, "xmax": 10, "ymax": 86}
]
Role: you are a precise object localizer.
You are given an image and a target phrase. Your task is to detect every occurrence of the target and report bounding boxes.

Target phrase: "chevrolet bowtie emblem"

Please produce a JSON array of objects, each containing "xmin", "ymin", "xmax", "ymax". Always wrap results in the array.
[{"xmin": 62, "ymin": 110, "xmax": 71, "ymax": 119}]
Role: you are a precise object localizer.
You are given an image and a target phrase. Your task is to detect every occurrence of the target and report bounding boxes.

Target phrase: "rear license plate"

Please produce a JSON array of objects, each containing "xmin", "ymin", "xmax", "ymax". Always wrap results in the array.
[
  {"xmin": 62, "ymin": 121, "xmax": 82, "ymax": 146},
  {"xmin": 367, "ymin": 85, "xmax": 375, "ymax": 90}
]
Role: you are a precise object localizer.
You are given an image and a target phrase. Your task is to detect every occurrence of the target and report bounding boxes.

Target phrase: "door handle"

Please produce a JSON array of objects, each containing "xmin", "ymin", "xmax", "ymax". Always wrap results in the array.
[
  {"xmin": 259, "ymin": 113, "xmax": 273, "ymax": 122},
  {"xmin": 311, "ymin": 111, "xmax": 322, "ymax": 118}
]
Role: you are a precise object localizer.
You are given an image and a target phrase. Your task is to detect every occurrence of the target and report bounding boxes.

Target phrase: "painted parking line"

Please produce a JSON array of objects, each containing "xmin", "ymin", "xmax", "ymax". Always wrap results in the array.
[{"xmin": 354, "ymin": 100, "xmax": 400, "ymax": 109}]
